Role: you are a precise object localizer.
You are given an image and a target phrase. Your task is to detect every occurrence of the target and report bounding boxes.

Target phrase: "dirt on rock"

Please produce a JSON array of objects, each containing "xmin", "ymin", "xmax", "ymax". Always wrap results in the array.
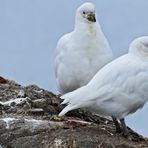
[{"xmin": 0, "ymin": 77, "xmax": 148, "ymax": 148}]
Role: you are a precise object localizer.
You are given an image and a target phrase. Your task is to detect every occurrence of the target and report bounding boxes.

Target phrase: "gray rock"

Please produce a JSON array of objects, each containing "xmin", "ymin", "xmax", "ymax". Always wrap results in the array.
[
  {"xmin": 0, "ymin": 77, "xmax": 147, "ymax": 148},
  {"xmin": 27, "ymin": 108, "xmax": 44, "ymax": 115}
]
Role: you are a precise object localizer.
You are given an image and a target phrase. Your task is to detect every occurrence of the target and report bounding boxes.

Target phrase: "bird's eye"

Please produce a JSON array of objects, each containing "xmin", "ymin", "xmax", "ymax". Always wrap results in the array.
[{"xmin": 83, "ymin": 11, "xmax": 86, "ymax": 14}]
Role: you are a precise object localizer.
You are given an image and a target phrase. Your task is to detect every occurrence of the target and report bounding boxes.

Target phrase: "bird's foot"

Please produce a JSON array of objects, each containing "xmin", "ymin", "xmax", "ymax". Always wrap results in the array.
[
  {"xmin": 115, "ymin": 126, "xmax": 123, "ymax": 133},
  {"xmin": 112, "ymin": 117, "xmax": 122, "ymax": 133}
]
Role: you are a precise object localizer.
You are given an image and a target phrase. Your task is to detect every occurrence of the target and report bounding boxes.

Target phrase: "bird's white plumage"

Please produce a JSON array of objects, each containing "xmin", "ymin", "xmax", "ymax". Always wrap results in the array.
[
  {"xmin": 54, "ymin": 2, "xmax": 113, "ymax": 94},
  {"xmin": 59, "ymin": 36, "xmax": 148, "ymax": 120}
]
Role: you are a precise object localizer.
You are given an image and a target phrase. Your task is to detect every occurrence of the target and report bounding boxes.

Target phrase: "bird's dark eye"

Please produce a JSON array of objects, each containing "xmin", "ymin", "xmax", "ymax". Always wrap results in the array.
[{"xmin": 83, "ymin": 11, "xmax": 86, "ymax": 14}]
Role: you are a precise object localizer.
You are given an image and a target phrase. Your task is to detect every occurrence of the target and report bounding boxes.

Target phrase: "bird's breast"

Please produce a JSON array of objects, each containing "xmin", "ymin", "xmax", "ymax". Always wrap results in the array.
[{"xmin": 88, "ymin": 25, "xmax": 97, "ymax": 37}]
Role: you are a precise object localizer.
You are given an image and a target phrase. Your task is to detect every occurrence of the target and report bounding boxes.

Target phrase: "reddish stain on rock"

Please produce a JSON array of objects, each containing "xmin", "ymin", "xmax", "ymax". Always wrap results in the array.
[{"xmin": 0, "ymin": 76, "xmax": 8, "ymax": 84}]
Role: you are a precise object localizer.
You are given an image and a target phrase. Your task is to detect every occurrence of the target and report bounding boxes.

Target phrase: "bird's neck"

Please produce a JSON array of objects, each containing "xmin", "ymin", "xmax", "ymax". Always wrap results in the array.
[
  {"xmin": 74, "ymin": 21, "xmax": 110, "ymax": 51},
  {"xmin": 75, "ymin": 21, "xmax": 96, "ymax": 33},
  {"xmin": 130, "ymin": 47, "xmax": 148, "ymax": 62}
]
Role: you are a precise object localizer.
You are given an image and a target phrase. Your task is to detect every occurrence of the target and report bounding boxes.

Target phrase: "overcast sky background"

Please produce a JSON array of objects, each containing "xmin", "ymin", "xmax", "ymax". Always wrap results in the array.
[{"xmin": 0, "ymin": 0, "xmax": 148, "ymax": 136}]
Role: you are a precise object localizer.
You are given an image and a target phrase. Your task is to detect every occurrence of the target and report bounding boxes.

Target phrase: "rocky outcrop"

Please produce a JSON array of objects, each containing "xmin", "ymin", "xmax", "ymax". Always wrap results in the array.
[{"xmin": 0, "ymin": 76, "xmax": 148, "ymax": 148}]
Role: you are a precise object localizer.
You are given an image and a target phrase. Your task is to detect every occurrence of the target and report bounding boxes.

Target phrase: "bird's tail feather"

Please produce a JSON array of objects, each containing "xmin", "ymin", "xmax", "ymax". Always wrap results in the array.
[
  {"xmin": 58, "ymin": 104, "xmax": 79, "ymax": 116},
  {"xmin": 59, "ymin": 86, "xmax": 94, "ymax": 117},
  {"xmin": 60, "ymin": 86, "xmax": 87, "ymax": 105},
  {"xmin": 60, "ymin": 92, "xmax": 75, "ymax": 104}
]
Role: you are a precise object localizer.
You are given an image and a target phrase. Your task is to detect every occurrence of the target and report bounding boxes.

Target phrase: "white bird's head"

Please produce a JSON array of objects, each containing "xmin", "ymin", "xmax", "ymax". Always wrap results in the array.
[
  {"xmin": 129, "ymin": 36, "xmax": 148, "ymax": 57},
  {"xmin": 76, "ymin": 2, "xmax": 96, "ymax": 23}
]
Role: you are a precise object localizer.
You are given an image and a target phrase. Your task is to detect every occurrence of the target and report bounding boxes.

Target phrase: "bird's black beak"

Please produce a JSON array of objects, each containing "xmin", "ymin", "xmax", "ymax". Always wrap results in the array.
[{"xmin": 87, "ymin": 13, "xmax": 96, "ymax": 22}]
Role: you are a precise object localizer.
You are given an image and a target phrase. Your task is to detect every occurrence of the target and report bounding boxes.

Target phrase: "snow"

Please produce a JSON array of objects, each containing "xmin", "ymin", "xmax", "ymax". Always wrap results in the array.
[
  {"xmin": 0, "ymin": 117, "xmax": 48, "ymax": 129},
  {"xmin": 24, "ymin": 119, "xmax": 48, "ymax": 128},
  {"xmin": 0, "ymin": 97, "xmax": 28, "ymax": 106},
  {"xmin": 0, "ymin": 117, "xmax": 63, "ymax": 129},
  {"xmin": 17, "ymin": 90, "xmax": 25, "ymax": 97},
  {"xmin": 0, "ymin": 118, "xmax": 18, "ymax": 129}
]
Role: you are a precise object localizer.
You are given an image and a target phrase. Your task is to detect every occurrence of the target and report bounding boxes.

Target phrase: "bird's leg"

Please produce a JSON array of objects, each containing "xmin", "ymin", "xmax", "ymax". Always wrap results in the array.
[
  {"xmin": 118, "ymin": 118, "xmax": 145, "ymax": 141},
  {"xmin": 112, "ymin": 116, "xmax": 122, "ymax": 133},
  {"xmin": 120, "ymin": 118, "xmax": 128, "ymax": 137}
]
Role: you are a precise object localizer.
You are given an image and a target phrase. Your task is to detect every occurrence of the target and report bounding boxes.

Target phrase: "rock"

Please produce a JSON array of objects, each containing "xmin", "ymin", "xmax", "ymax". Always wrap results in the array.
[
  {"xmin": 31, "ymin": 99, "xmax": 47, "ymax": 108},
  {"xmin": 27, "ymin": 108, "xmax": 44, "ymax": 115},
  {"xmin": 0, "ymin": 78, "xmax": 148, "ymax": 148},
  {"xmin": 0, "ymin": 76, "xmax": 8, "ymax": 84}
]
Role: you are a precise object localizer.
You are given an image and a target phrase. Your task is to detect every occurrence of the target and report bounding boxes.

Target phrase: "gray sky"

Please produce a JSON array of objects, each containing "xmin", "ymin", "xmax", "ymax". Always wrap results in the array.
[{"xmin": 0, "ymin": 0, "xmax": 148, "ymax": 136}]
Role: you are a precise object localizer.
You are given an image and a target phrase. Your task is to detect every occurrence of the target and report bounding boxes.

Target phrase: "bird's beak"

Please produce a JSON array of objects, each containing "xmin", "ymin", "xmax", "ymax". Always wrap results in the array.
[{"xmin": 87, "ymin": 13, "xmax": 96, "ymax": 22}]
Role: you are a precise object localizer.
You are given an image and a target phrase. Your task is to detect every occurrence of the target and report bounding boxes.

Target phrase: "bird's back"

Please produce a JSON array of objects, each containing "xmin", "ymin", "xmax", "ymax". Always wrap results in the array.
[{"xmin": 60, "ymin": 53, "xmax": 148, "ymax": 118}]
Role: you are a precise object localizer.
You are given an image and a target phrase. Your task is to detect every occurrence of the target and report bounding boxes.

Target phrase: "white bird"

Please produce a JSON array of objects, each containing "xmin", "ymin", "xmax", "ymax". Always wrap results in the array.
[
  {"xmin": 59, "ymin": 36, "xmax": 148, "ymax": 136},
  {"xmin": 54, "ymin": 2, "xmax": 113, "ymax": 94}
]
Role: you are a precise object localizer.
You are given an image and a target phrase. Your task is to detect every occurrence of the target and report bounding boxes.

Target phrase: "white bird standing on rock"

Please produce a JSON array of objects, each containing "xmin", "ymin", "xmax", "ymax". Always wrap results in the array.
[
  {"xmin": 59, "ymin": 36, "xmax": 148, "ymax": 137},
  {"xmin": 54, "ymin": 2, "xmax": 113, "ymax": 94}
]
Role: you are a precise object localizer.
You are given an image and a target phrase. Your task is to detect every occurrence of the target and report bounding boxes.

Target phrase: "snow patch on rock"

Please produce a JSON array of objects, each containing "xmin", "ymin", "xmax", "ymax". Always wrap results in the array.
[
  {"xmin": 0, "ymin": 117, "xmax": 64, "ymax": 129},
  {"xmin": 0, "ymin": 117, "xmax": 18, "ymax": 129},
  {"xmin": 0, "ymin": 97, "xmax": 28, "ymax": 106}
]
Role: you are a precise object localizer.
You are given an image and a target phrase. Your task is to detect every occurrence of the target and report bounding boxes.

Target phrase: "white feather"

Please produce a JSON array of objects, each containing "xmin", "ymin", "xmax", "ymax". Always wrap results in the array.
[
  {"xmin": 54, "ymin": 2, "xmax": 113, "ymax": 94},
  {"xmin": 59, "ymin": 36, "xmax": 148, "ymax": 119}
]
